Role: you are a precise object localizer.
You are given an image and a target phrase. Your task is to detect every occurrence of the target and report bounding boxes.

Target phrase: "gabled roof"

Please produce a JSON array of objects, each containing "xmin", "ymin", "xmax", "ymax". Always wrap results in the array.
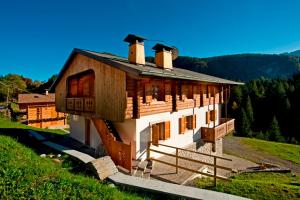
[
  {"xmin": 50, "ymin": 48, "xmax": 243, "ymax": 91},
  {"xmin": 18, "ymin": 93, "xmax": 55, "ymax": 104}
]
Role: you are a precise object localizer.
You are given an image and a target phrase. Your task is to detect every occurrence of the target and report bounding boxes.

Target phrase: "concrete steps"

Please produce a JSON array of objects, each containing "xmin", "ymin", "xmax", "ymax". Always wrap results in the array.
[{"xmin": 132, "ymin": 160, "xmax": 153, "ymax": 179}]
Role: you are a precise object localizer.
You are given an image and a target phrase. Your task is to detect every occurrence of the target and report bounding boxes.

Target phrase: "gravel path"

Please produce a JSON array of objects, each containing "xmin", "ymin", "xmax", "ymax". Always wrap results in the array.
[{"xmin": 223, "ymin": 136, "xmax": 300, "ymax": 174}]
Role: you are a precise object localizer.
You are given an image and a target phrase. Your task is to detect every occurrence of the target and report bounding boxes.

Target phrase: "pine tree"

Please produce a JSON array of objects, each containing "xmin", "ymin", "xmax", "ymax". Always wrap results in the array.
[
  {"xmin": 237, "ymin": 108, "xmax": 252, "ymax": 137},
  {"xmin": 245, "ymin": 95, "xmax": 254, "ymax": 124},
  {"xmin": 268, "ymin": 116, "xmax": 284, "ymax": 142}
]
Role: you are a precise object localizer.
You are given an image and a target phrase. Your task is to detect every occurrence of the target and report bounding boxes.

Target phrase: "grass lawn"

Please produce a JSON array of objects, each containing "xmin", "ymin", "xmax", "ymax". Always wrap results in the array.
[
  {"xmin": 193, "ymin": 172, "xmax": 300, "ymax": 200},
  {"xmin": 240, "ymin": 137, "xmax": 300, "ymax": 165},
  {"xmin": 0, "ymin": 116, "xmax": 67, "ymax": 136},
  {"xmin": 0, "ymin": 135, "xmax": 145, "ymax": 199}
]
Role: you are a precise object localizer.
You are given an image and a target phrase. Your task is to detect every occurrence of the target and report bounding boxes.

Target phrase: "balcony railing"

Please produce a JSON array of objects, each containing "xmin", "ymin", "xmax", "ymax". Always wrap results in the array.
[
  {"xmin": 66, "ymin": 97, "xmax": 95, "ymax": 113},
  {"xmin": 201, "ymin": 118, "xmax": 235, "ymax": 142}
]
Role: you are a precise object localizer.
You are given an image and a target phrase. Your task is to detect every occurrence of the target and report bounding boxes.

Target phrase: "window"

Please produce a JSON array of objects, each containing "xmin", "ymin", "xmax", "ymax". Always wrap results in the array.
[
  {"xmin": 67, "ymin": 70, "xmax": 95, "ymax": 98},
  {"xmin": 206, "ymin": 110, "xmax": 217, "ymax": 124},
  {"xmin": 179, "ymin": 115, "xmax": 196, "ymax": 134},
  {"xmin": 152, "ymin": 121, "xmax": 170, "ymax": 145},
  {"xmin": 186, "ymin": 115, "xmax": 196, "ymax": 130}
]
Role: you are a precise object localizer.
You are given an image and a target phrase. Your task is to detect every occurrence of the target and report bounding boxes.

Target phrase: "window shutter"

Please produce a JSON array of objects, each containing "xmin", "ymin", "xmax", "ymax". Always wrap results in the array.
[
  {"xmin": 164, "ymin": 121, "xmax": 171, "ymax": 139},
  {"xmin": 179, "ymin": 117, "xmax": 186, "ymax": 134},
  {"xmin": 210, "ymin": 110, "xmax": 217, "ymax": 121},
  {"xmin": 69, "ymin": 79, "xmax": 78, "ymax": 97},
  {"xmin": 152, "ymin": 124, "xmax": 159, "ymax": 145},
  {"xmin": 145, "ymin": 83, "xmax": 152, "ymax": 103},
  {"xmin": 192, "ymin": 115, "xmax": 196, "ymax": 129},
  {"xmin": 206, "ymin": 111, "xmax": 210, "ymax": 124}
]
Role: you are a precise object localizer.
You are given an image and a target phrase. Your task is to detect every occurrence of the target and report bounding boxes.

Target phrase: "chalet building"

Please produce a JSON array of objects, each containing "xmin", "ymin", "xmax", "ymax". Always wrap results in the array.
[
  {"xmin": 18, "ymin": 92, "xmax": 67, "ymax": 128},
  {"xmin": 50, "ymin": 34, "xmax": 242, "ymax": 171}
]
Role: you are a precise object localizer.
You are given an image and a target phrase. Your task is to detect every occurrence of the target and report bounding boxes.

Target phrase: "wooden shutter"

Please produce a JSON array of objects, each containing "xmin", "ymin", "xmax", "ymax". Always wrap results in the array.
[
  {"xmin": 69, "ymin": 78, "xmax": 78, "ymax": 97},
  {"xmin": 179, "ymin": 117, "xmax": 186, "ymax": 134},
  {"xmin": 206, "ymin": 111, "xmax": 210, "ymax": 124},
  {"xmin": 192, "ymin": 115, "xmax": 196, "ymax": 129},
  {"xmin": 164, "ymin": 121, "xmax": 170, "ymax": 139},
  {"xmin": 152, "ymin": 124, "xmax": 159, "ymax": 145},
  {"xmin": 145, "ymin": 83, "xmax": 152, "ymax": 103},
  {"xmin": 210, "ymin": 110, "xmax": 217, "ymax": 121}
]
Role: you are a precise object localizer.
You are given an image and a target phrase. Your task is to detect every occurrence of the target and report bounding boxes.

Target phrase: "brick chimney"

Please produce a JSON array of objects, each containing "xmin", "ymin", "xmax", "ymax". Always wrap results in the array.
[
  {"xmin": 124, "ymin": 34, "xmax": 146, "ymax": 65},
  {"xmin": 152, "ymin": 43, "xmax": 173, "ymax": 70}
]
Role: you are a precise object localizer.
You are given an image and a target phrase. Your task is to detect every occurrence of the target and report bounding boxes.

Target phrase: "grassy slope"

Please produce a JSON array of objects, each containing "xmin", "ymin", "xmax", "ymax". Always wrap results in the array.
[
  {"xmin": 194, "ymin": 135, "xmax": 300, "ymax": 199},
  {"xmin": 0, "ymin": 117, "xmax": 66, "ymax": 135},
  {"xmin": 241, "ymin": 137, "xmax": 300, "ymax": 165},
  {"xmin": 194, "ymin": 172, "xmax": 300, "ymax": 200},
  {"xmin": 0, "ymin": 135, "xmax": 143, "ymax": 199}
]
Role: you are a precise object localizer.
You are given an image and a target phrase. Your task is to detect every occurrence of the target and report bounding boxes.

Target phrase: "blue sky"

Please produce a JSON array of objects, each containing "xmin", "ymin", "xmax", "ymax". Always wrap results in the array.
[{"xmin": 1, "ymin": 0, "xmax": 300, "ymax": 81}]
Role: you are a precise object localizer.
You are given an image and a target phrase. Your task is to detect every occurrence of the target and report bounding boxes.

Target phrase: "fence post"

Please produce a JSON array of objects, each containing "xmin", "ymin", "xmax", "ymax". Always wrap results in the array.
[
  {"xmin": 176, "ymin": 148, "xmax": 179, "ymax": 174},
  {"xmin": 214, "ymin": 157, "xmax": 217, "ymax": 186}
]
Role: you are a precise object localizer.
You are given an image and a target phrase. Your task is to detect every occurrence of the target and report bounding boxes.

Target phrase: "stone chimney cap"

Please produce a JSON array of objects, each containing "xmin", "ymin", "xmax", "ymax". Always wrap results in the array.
[
  {"xmin": 152, "ymin": 43, "xmax": 173, "ymax": 52},
  {"xmin": 124, "ymin": 34, "xmax": 146, "ymax": 44}
]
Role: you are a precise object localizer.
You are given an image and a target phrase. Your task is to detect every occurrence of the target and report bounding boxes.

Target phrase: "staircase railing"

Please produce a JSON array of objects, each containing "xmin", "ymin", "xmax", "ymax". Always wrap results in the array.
[{"xmin": 92, "ymin": 119, "xmax": 132, "ymax": 171}]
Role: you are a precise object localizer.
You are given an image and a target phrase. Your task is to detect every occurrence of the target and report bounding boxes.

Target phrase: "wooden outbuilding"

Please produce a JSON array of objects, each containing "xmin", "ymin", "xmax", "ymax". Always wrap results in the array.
[{"xmin": 18, "ymin": 93, "xmax": 67, "ymax": 128}]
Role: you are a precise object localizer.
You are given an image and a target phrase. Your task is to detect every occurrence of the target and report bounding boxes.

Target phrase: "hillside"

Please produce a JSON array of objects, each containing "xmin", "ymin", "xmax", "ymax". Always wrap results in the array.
[
  {"xmin": 147, "ymin": 54, "xmax": 300, "ymax": 81},
  {"xmin": 284, "ymin": 49, "xmax": 300, "ymax": 57},
  {"xmin": 0, "ymin": 117, "xmax": 146, "ymax": 199}
]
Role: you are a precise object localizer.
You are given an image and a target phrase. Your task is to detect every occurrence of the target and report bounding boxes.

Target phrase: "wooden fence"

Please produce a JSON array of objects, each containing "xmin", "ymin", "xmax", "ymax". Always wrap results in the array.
[
  {"xmin": 92, "ymin": 119, "xmax": 132, "ymax": 171},
  {"xmin": 147, "ymin": 142, "xmax": 232, "ymax": 186}
]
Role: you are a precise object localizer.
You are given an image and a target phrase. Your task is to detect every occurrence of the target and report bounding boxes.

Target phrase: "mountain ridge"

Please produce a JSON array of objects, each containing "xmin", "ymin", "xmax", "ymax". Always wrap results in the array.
[{"xmin": 147, "ymin": 53, "xmax": 300, "ymax": 81}]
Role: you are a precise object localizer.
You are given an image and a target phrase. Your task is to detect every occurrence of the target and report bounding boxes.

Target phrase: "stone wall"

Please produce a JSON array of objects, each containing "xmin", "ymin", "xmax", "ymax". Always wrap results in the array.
[{"xmin": 178, "ymin": 139, "xmax": 223, "ymax": 166}]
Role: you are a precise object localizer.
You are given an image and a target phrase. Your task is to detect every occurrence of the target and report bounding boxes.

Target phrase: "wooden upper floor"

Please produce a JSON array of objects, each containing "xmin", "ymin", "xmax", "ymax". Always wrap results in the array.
[{"xmin": 52, "ymin": 49, "xmax": 241, "ymax": 122}]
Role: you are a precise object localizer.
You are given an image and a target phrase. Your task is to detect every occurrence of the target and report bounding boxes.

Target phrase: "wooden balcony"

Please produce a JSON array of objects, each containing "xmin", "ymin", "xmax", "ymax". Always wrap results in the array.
[
  {"xmin": 66, "ymin": 97, "xmax": 95, "ymax": 113},
  {"xmin": 201, "ymin": 118, "xmax": 235, "ymax": 142}
]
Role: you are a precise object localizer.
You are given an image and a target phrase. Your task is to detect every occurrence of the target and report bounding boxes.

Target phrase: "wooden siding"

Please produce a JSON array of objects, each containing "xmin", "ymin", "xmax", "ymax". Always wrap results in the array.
[
  {"xmin": 25, "ymin": 104, "xmax": 66, "ymax": 128},
  {"xmin": 201, "ymin": 118, "xmax": 235, "ymax": 142},
  {"xmin": 125, "ymin": 76, "xmax": 229, "ymax": 119},
  {"xmin": 139, "ymin": 78, "xmax": 173, "ymax": 116},
  {"xmin": 55, "ymin": 54, "xmax": 126, "ymax": 121}
]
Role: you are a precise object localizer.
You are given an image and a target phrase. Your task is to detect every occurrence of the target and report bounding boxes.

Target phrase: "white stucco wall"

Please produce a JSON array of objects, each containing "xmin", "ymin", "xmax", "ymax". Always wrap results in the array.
[
  {"xmin": 69, "ymin": 115, "xmax": 102, "ymax": 152},
  {"xmin": 69, "ymin": 103, "xmax": 222, "ymax": 160},
  {"xmin": 90, "ymin": 120, "xmax": 102, "ymax": 150},
  {"xmin": 135, "ymin": 104, "xmax": 220, "ymax": 160},
  {"xmin": 70, "ymin": 115, "xmax": 85, "ymax": 143}
]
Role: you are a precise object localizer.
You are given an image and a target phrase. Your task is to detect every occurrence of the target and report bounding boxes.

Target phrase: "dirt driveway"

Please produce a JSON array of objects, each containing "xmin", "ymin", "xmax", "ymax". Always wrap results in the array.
[{"xmin": 223, "ymin": 136, "xmax": 300, "ymax": 174}]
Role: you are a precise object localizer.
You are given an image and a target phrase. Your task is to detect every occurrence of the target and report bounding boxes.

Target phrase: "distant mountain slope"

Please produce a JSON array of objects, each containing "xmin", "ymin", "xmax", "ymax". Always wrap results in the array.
[
  {"xmin": 147, "ymin": 54, "xmax": 300, "ymax": 81},
  {"xmin": 285, "ymin": 49, "xmax": 300, "ymax": 57}
]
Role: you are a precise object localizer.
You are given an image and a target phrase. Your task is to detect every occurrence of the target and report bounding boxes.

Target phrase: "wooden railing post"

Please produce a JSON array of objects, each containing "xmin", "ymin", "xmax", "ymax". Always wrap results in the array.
[
  {"xmin": 147, "ymin": 141, "xmax": 151, "ymax": 160},
  {"xmin": 214, "ymin": 157, "xmax": 217, "ymax": 186},
  {"xmin": 176, "ymin": 148, "xmax": 179, "ymax": 174}
]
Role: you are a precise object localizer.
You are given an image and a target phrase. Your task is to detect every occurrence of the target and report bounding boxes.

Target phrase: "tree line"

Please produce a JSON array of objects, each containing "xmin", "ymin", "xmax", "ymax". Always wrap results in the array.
[
  {"xmin": 228, "ymin": 73, "xmax": 300, "ymax": 144},
  {"xmin": 0, "ymin": 74, "xmax": 57, "ymax": 103}
]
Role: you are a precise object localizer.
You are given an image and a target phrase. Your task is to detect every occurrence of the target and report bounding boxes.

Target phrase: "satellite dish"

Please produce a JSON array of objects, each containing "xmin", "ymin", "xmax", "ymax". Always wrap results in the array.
[{"xmin": 171, "ymin": 46, "xmax": 179, "ymax": 60}]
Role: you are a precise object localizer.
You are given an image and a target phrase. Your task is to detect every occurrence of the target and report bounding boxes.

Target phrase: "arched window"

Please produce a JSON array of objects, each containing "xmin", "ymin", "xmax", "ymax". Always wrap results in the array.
[{"xmin": 67, "ymin": 70, "xmax": 95, "ymax": 97}]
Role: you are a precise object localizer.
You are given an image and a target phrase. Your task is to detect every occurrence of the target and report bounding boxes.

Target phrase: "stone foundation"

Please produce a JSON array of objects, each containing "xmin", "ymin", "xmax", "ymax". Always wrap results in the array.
[{"xmin": 179, "ymin": 139, "xmax": 223, "ymax": 165}]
